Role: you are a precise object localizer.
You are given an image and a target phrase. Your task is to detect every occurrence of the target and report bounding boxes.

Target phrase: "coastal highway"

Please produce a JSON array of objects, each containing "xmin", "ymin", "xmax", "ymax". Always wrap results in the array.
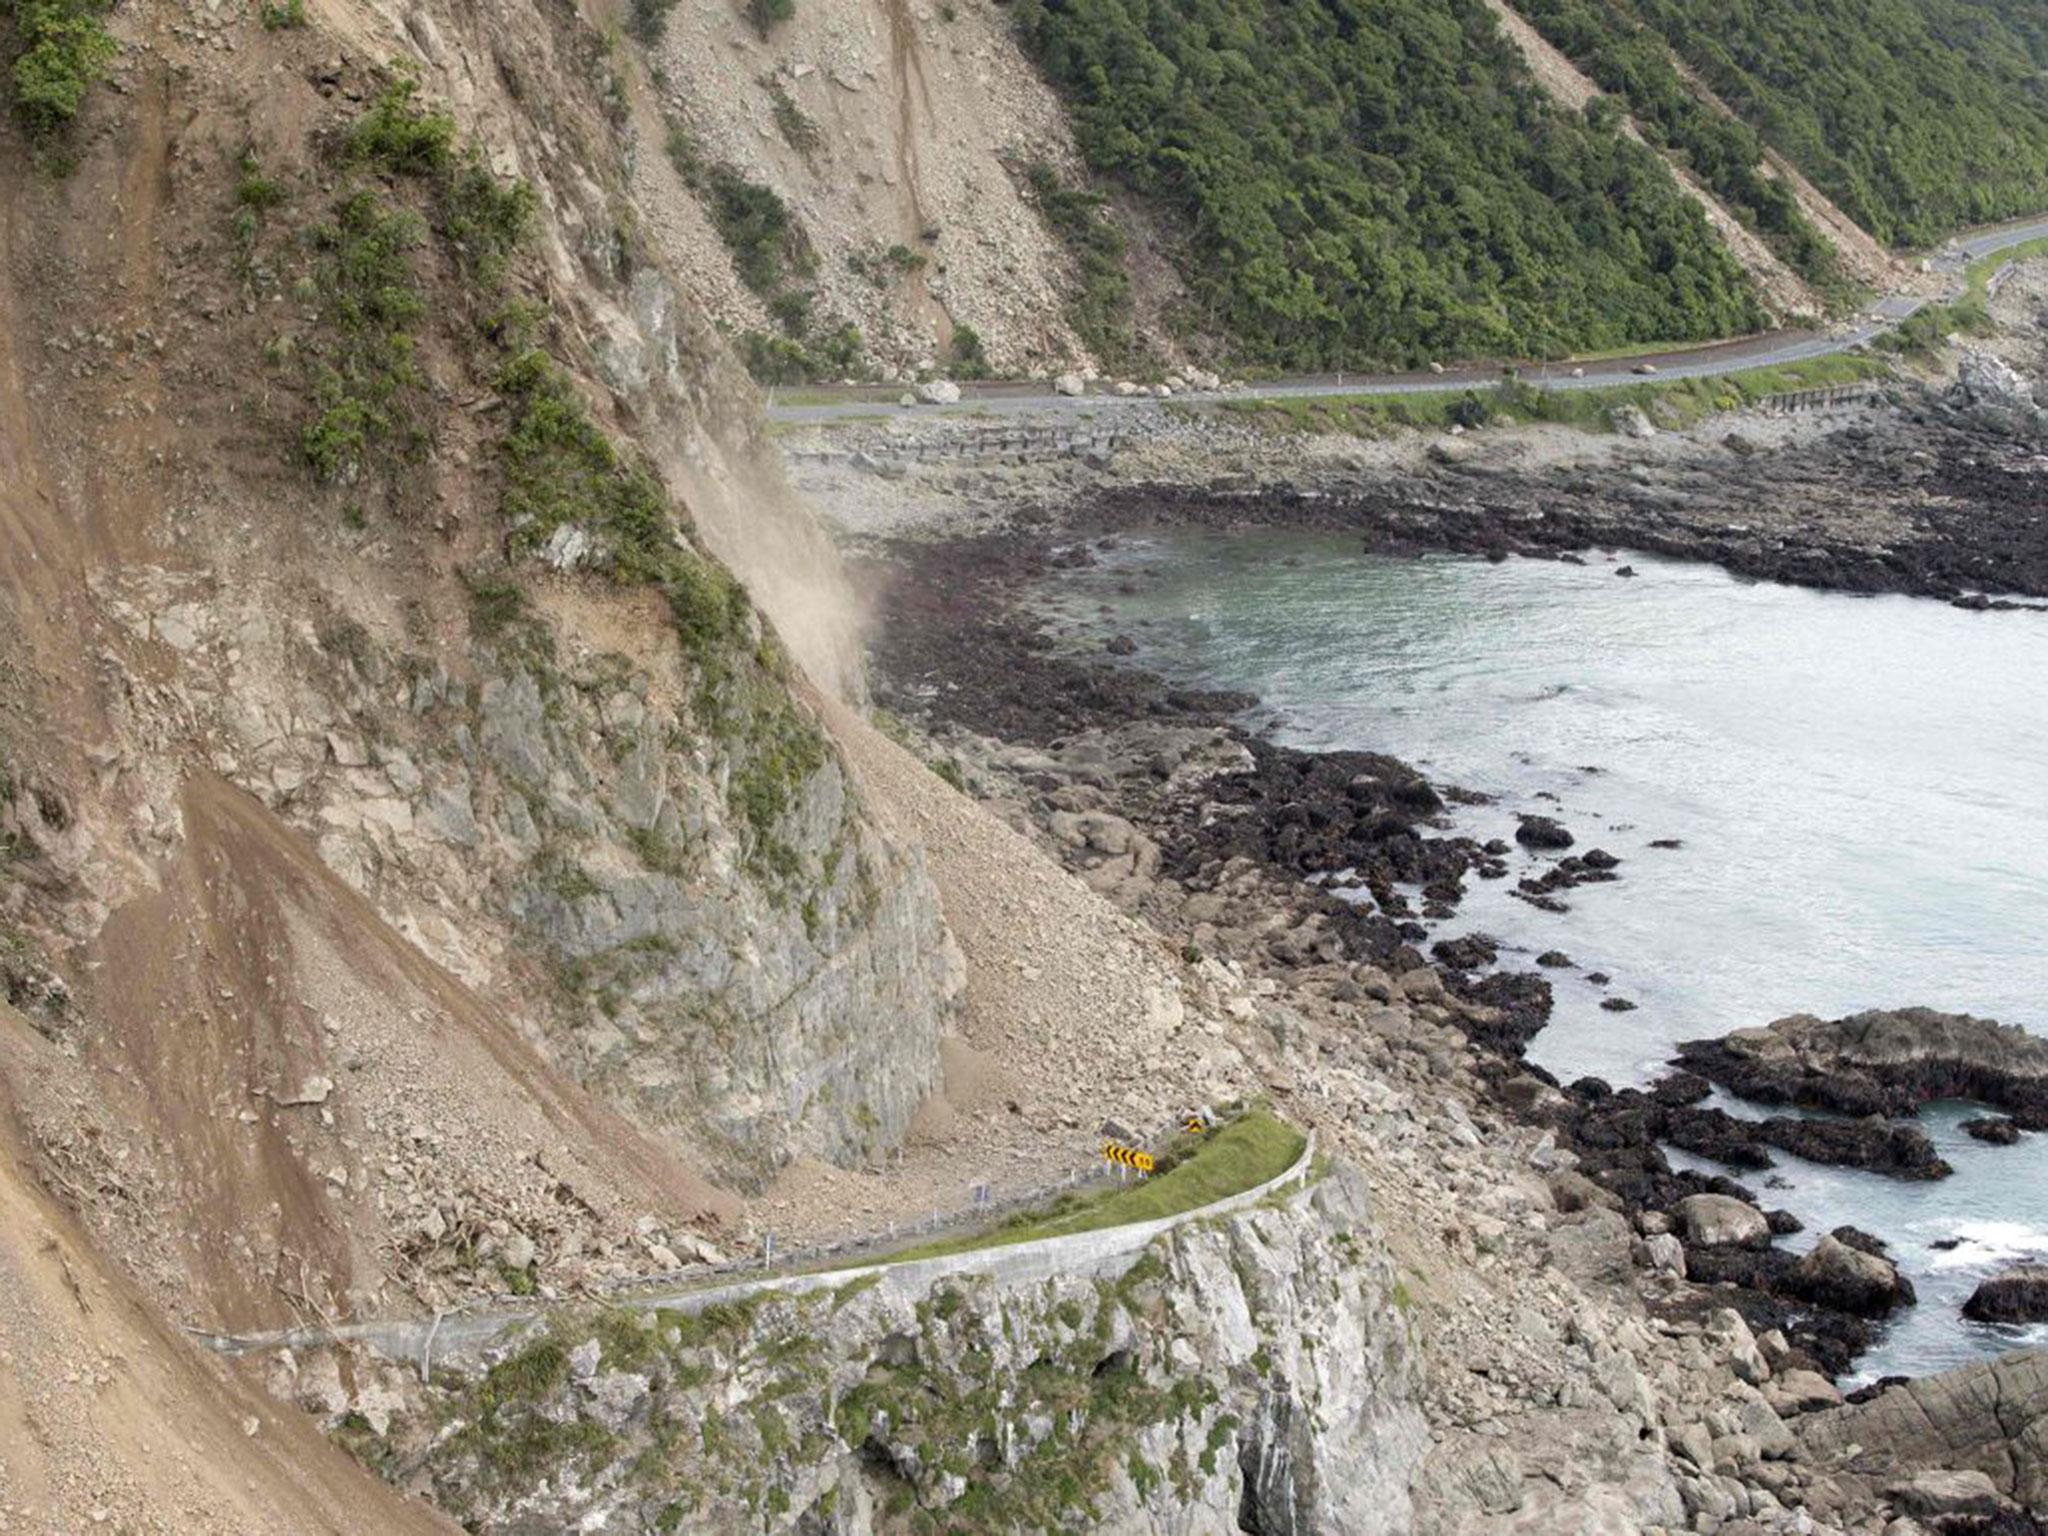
[
  {"xmin": 188, "ymin": 1133, "xmax": 1318, "ymax": 1369},
  {"xmin": 765, "ymin": 213, "xmax": 2048, "ymax": 428}
]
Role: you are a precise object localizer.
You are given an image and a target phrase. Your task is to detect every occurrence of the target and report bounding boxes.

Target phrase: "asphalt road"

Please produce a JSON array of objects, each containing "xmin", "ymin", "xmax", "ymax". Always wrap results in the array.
[
  {"xmin": 191, "ymin": 1134, "xmax": 1318, "ymax": 1368},
  {"xmin": 765, "ymin": 214, "xmax": 2048, "ymax": 428}
]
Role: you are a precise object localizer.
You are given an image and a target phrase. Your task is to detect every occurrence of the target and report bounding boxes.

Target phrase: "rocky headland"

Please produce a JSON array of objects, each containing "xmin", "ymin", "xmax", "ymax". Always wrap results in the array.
[{"xmin": 1678, "ymin": 1009, "xmax": 2048, "ymax": 1130}]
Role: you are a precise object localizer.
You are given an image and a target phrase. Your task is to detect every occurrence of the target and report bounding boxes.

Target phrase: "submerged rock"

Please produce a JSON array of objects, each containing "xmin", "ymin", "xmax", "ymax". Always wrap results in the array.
[
  {"xmin": 1963, "ymin": 1114, "xmax": 2023, "ymax": 1145},
  {"xmin": 1514, "ymin": 814, "xmax": 1574, "ymax": 850}
]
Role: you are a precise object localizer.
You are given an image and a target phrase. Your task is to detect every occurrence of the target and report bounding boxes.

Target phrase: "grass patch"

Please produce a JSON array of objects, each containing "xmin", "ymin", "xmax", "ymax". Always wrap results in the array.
[
  {"xmin": 879, "ymin": 1109, "xmax": 1305, "ymax": 1263},
  {"xmin": 1961, "ymin": 238, "xmax": 2048, "ymax": 307},
  {"xmin": 1216, "ymin": 353, "xmax": 1889, "ymax": 438}
]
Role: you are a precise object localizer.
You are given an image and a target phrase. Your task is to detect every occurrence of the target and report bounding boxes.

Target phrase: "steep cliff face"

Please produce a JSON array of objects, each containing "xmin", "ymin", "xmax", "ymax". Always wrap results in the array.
[
  {"xmin": 0, "ymin": 0, "xmax": 963, "ymax": 1339},
  {"xmin": 288, "ymin": 1163, "xmax": 1428, "ymax": 1534}
]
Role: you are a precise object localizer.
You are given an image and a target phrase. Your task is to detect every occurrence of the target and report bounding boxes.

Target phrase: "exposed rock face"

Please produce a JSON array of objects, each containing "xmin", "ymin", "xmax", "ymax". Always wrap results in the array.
[
  {"xmin": 1964, "ymin": 1267, "xmax": 2048, "ymax": 1324},
  {"xmin": 211, "ymin": 593, "xmax": 964, "ymax": 1187},
  {"xmin": 1798, "ymin": 1349, "xmax": 2048, "ymax": 1516},
  {"xmin": 1951, "ymin": 349, "xmax": 2047, "ymax": 436},
  {"xmin": 314, "ymin": 1165, "xmax": 1429, "ymax": 1534},
  {"xmin": 1677, "ymin": 1008, "xmax": 2048, "ymax": 1129}
]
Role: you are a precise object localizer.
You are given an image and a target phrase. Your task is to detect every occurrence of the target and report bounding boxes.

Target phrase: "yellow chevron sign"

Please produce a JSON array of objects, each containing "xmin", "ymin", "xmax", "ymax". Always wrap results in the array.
[
  {"xmin": 1184, "ymin": 1114, "xmax": 1210, "ymax": 1136},
  {"xmin": 1102, "ymin": 1140, "xmax": 1155, "ymax": 1175}
]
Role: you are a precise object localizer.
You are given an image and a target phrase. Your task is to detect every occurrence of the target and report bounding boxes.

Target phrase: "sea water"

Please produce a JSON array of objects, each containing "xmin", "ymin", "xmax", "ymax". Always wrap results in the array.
[{"xmin": 1038, "ymin": 531, "xmax": 2048, "ymax": 1380}]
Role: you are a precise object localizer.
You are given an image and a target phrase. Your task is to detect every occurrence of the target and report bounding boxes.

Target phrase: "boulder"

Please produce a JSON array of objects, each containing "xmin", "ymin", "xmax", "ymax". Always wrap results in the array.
[
  {"xmin": 1611, "ymin": 404, "xmax": 1658, "ymax": 439},
  {"xmin": 1787, "ymin": 1235, "xmax": 1915, "ymax": 1316},
  {"xmin": 1884, "ymin": 1467, "xmax": 2006, "ymax": 1519},
  {"xmin": 1767, "ymin": 1369, "xmax": 1843, "ymax": 1417},
  {"xmin": 1675, "ymin": 1193, "xmax": 1772, "ymax": 1249},
  {"xmin": 1707, "ymin": 1307, "xmax": 1770, "ymax": 1385},
  {"xmin": 1053, "ymin": 372, "xmax": 1086, "ymax": 398},
  {"xmin": 1642, "ymin": 1232, "xmax": 1686, "ymax": 1278},
  {"xmin": 1962, "ymin": 1266, "xmax": 2048, "ymax": 1324},
  {"xmin": 1954, "ymin": 349, "xmax": 2040, "ymax": 413},
  {"xmin": 915, "ymin": 379, "xmax": 962, "ymax": 404}
]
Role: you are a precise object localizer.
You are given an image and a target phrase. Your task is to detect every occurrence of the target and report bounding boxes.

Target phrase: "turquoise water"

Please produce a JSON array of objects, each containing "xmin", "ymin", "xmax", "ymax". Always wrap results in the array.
[{"xmin": 1038, "ymin": 531, "xmax": 2048, "ymax": 1380}]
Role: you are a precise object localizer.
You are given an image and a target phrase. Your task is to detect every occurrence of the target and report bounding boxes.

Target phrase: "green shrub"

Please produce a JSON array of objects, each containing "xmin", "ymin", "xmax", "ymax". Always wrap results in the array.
[
  {"xmin": 764, "ymin": 77, "xmax": 819, "ymax": 155},
  {"xmin": 440, "ymin": 149, "xmax": 537, "ymax": 281},
  {"xmin": 744, "ymin": 0, "xmax": 792, "ymax": 39},
  {"xmin": 663, "ymin": 120, "xmax": 702, "ymax": 184},
  {"xmin": 704, "ymin": 166, "xmax": 812, "ymax": 298},
  {"xmin": 947, "ymin": 322, "xmax": 990, "ymax": 379},
  {"xmin": 1617, "ymin": 0, "xmax": 2048, "ymax": 246},
  {"xmin": 738, "ymin": 330, "xmax": 811, "ymax": 385},
  {"xmin": 496, "ymin": 349, "xmax": 676, "ymax": 579},
  {"xmin": 258, "ymin": 0, "xmax": 304, "ymax": 28},
  {"xmin": 628, "ymin": 0, "xmax": 678, "ymax": 42},
  {"xmin": 1022, "ymin": 163, "xmax": 1135, "ymax": 369},
  {"xmin": 5, "ymin": 0, "xmax": 117, "ymax": 146},
  {"xmin": 737, "ymin": 323, "xmax": 864, "ymax": 384},
  {"xmin": 1011, "ymin": 0, "xmax": 1762, "ymax": 368},
  {"xmin": 345, "ymin": 74, "xmax": 455, "ymax": 177},
  {"xmin": 298, "ymin": 190, "xmax": 428, "ymax": 479}
]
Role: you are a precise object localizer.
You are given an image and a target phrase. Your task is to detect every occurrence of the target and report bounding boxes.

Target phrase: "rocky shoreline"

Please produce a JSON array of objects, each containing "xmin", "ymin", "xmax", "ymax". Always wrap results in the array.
[{"xmin": 861, "ymin": 474, "xmax": 2048, "ymax": 1390}]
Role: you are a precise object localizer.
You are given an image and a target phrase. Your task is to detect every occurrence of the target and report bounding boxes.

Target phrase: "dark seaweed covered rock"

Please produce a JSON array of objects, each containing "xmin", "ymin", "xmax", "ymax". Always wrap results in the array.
[
  {"xmin": 1788, "ymin": 1235, "xmax": 1916, "ymax": 1317},
  {"xmin": 1962, "ymin": 1266, "xmax": 2048, "ymax": 1324},
  {"xmin": 1962, "ymin": 1115, "xmax": 2023, "ymax": 1145},
  {"xmin": 1676, "ymin": 1008, "xmax": 2048, "ymax": 1129},
  {"xmin": 1514, "ymin": 814, "xmax": 1574, "ymax": 850}
]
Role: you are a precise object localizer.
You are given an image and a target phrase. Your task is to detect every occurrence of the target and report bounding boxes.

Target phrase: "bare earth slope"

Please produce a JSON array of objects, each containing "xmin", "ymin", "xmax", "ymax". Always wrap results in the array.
[{"xmin": 0, "ymin": 1006, "xmax": 452, "ymax": 1535}]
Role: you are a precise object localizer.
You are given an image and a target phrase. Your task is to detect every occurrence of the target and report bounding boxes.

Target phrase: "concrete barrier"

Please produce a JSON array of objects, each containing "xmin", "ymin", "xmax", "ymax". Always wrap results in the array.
[
  {"xmin": 1754, "ymin": 383, "xmax": 1882, "ymax": 416},
  {"xmin": 785, "ymin": 424, "xmax": 1129, "ymax": 470}
]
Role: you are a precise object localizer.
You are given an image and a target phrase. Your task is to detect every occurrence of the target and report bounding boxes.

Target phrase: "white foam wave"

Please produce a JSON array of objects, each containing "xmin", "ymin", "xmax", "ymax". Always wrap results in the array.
[{"xmin": 1928, "ymin": 1219, "xmax": 2048, "ymax": 1271}]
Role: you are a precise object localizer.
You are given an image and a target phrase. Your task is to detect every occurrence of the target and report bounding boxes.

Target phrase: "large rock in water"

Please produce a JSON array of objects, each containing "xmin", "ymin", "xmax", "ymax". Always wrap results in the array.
[
  {"xmin": 1674, "ymin": 1193, "xmax": 1771, "ymax": 1248},
  {"xmin": 1798, "ymin": 1349, "xmax": 2048, "ymax": 1516},
  {"xmin": 1786, "ymin": 1234, "xmax": 1915, "ymax": 1316},
  {"xmin": 1964, "ymin": 1266, "xmax": 2048, "ymax": 1324},
  {"xmin": 1676, "ymin": 1007, "xmax": 2048, "ymax": 1128}
]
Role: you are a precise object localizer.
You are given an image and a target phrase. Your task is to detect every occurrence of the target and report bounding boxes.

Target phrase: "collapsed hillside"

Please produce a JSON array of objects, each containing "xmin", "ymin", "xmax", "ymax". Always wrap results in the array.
[
  {"xmin": 0, "ymin": 0, "xmax": 977, "ymax": 1343},
  {"xmin": 5, "ymin": 0, "xmax": 2048, "ymax": 1533}
]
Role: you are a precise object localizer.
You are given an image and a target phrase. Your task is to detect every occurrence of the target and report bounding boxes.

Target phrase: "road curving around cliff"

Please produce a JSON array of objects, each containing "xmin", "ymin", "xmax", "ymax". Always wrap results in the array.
[
  {"xmin": 766, "ymin": 213, "xmax": 2048, "ymax": 429},
  {"xmin": 191, "ymin": 1118, "xmax": 1318, "ymax": 1371}
]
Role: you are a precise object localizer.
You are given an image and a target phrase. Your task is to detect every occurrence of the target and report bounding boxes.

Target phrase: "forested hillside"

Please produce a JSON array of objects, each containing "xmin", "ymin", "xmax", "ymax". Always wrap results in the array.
[
  {"xmin": 1511, "ymin": 0, "xmax": 1850, "ymax": 296},
  {"xmin": 1618, "ymin": 0, "xmax": 2048, "ymax": 246},
  {"xmin": 1014, "ymin": 0, "xmax": 1765, "ymax": 369}
]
